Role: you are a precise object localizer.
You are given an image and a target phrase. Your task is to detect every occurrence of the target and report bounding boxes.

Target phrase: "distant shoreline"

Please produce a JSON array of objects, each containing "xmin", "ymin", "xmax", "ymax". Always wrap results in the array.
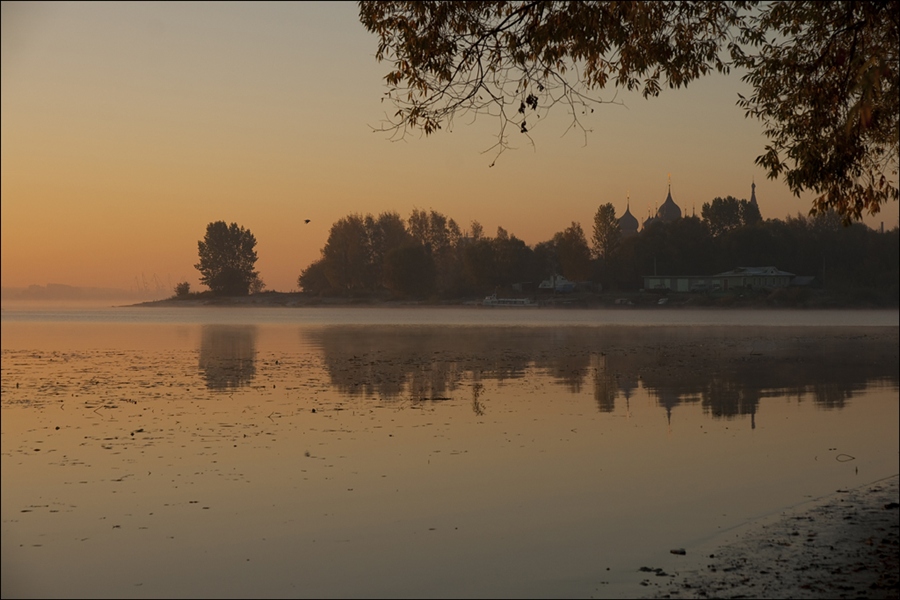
[{"xmin": 129, "ymin": 289, "xmax": 899, "ymax": 310}]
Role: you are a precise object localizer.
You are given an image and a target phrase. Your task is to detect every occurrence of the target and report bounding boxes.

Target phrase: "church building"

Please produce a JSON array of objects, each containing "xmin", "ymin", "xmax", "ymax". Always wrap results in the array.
[
  {"xmin": 621, "ymin": 178, "xmax": 757, "ymax": 234},
  {"xmin": 641, "ymin": 177, "xmax": 683, "ymax": 230}
]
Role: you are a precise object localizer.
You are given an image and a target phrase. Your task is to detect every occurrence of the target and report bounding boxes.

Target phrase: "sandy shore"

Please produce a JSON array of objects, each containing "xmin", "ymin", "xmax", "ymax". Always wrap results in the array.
[{"xmin": 645, "ymin": 475, "xmax": 900, "ymax": 599}]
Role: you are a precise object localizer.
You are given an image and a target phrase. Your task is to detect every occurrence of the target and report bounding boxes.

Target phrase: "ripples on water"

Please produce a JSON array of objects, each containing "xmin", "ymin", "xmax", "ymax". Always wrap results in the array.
[{"xmin": 2, "ymin": 308, "xmax": 898, "ymax": 598}]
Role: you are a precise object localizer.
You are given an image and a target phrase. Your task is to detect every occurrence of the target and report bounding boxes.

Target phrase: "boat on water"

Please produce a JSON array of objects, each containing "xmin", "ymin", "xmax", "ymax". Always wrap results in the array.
[{"xmin": 482, "ymin": 293, "xmax": 538, "ymax": 307}]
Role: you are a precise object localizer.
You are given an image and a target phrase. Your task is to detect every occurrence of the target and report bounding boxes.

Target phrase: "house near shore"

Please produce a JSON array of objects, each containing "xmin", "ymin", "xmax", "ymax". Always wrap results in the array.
[
  {"xmin": 643, "ymin": 266, "xmax": 800, "ymax": 292},
  {"xmin": 539, "ymin": 274, "xmax": 576, "ymax": 293}
]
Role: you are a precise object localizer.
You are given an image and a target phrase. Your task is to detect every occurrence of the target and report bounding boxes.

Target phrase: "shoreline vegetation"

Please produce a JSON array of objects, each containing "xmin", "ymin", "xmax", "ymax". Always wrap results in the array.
[
  {"xmin": 173, "ymin": 208, "xmax": 899, "ymax": 312},
  {"xmin": 133, "ymin": 287, "xmax": 900, "ymax": 309}
]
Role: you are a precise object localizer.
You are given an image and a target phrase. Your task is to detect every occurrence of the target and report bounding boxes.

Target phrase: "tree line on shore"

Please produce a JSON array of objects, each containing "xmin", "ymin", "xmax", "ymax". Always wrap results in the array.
[
  {"xmin": 296, "ymin": 201, "xmax": 898, "ymax": 299},
  {"xmin": 181, "ymin": 199, "xmax": 898, "ymax": 301}
]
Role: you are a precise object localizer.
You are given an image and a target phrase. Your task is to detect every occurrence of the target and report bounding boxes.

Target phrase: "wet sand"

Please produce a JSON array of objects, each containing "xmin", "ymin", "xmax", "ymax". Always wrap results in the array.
[{"xmin": 647, "ymin": 475, "xmax": 900, "ymax": 599}]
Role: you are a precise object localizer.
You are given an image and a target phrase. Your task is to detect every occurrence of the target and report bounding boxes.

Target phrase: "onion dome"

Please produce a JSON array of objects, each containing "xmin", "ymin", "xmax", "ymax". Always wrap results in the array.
[
  {"xmin": 656, "ymin": 183, "xmax": 682, "ymax": 222},
  {"xmin": 618, "ymin": 203, "xmax": 639, "ymax": 235}
]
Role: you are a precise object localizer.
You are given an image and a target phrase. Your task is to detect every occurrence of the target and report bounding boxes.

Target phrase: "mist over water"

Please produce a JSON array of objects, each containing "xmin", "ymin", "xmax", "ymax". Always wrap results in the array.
[
  {"xmin": 1, "ymin": 284, "xmax": 169, "ymax": 307},
  {"xmin": 2, "ymin": 305, "xmax": 898, "ymax": 326},
  {"xmin": 2, "ymin": 307, "xmax": 897, "ymax": 598}
]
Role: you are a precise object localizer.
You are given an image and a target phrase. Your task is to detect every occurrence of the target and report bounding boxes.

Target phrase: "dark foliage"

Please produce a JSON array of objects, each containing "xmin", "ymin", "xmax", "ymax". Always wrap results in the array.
[
  {"xmin": 195, "ymin": 221, "xmax": 259, "ymax": 296},
  {"xmin": 298, "ymin": 206, "xmax": 898, "ymax": 299}
]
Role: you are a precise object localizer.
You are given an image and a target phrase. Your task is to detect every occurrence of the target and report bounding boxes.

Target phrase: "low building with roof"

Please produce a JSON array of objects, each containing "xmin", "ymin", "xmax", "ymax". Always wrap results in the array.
[
  {"xmin": 713, "ymin": 266, "xmax": 795, "ymax": 289},
  {"xmin": 643, "ymin": 266, "xmax": 798, "ymax": 293}
]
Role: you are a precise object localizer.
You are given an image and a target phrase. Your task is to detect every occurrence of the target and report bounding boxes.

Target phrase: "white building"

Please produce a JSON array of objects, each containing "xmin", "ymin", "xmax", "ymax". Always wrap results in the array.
[{"xmin": 643, "ymin": 266, "xmax": 797, "ymax": 292}]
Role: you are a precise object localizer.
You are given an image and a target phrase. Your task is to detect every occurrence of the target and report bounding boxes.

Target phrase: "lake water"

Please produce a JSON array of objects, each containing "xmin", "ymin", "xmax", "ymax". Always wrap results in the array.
[{"xmin": 2, "ymin": 307, "xmax": 898, "ymax": 598}]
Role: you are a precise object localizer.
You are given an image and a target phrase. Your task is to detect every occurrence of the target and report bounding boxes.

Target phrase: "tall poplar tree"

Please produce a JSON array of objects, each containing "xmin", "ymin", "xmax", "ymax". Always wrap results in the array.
[{"xmin": 592, "ymin": 203, "xmax": 621, "ymax": 260}]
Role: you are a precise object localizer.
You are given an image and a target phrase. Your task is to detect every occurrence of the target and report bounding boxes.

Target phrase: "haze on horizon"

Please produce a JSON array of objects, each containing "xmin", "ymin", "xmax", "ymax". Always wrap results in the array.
[{"xmin": 3, "ymin": 1, "xmax": 898, "ymax": 294}]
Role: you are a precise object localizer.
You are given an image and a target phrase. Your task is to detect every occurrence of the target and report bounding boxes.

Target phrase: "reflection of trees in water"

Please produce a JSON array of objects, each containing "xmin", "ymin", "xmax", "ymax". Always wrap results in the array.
[
  {"xmin": 809, "ymin": 383, "xmax": 855, "ymax": 409},
  {"xmin": 527, "ymin": 328, "xmax": 593, "ymax": 393},
  {"xmin": 592, "ymin": 354, "xmax": 616, "ymax": 413},
  {"xmin": 306, "ymin": 326, "xmax": 897, "ymax": 422},
  {"xmin": 701, "ymin": 381, "xmax": 760, "ymax": 429},
  {"xmin": 540, "ymin": 351, "xmax": 589, "ymax": 393},
  {"xmin": 782, "ymin": 381, "xmax": 869, "ymax": 409},
  {"xmin": 472, "ymin": 381, "xmax": 485, "ymax": 416},
  {"xmin": 198, "ymin": 325, "xmax": 258, "ymax": 391},
  {"xmin": 630, "ymin": 330, "xmax": 896, "ymax": 426},
  {"xmin": 306, "ymin": 327, "xmax": 531, "ymax": 401}
]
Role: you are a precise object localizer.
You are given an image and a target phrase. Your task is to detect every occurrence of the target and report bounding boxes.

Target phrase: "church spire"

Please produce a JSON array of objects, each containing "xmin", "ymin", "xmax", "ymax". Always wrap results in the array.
[{"xmin": 750, "ymin": 178, "xmax": 758, "ymax": 207}]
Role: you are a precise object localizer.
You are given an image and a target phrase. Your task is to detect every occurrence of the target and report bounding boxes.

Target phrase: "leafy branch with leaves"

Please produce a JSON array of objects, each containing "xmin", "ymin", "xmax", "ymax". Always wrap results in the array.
[{"xmin": 359, "ymin": 1, "xmax": 898, "ymax": 222}]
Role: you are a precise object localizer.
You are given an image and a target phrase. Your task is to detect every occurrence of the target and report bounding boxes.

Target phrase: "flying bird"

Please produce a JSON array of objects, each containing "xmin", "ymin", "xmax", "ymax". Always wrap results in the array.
[{"xmin": 304, "ymin": 219, "xmax": 311, "ymax": 224}]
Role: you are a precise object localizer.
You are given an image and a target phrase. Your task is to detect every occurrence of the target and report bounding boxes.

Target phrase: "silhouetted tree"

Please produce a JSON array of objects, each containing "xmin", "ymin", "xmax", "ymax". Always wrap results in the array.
[
  {"xmin": 532, "ymin": 240, "xmax": 559, "ymax": 283},
  {"xmin": 608, "ymin": 233, "xmax": 642, "ymax": 289},
  {"xmin": 195, "ymin": 221, "xmax": 259, "ymax": 296},
  {"xmin": 365, "ymin": 211, "xmax": 410, "ymax": 289},
  {"xmin": 297, "ymin": 259, "xmax": 333, "ymax": 295},
  {"xmin": 743, "ymin": 200, "xmax": 762, "ymax": 227},
  {"xmin": 592, "ymin": 203, "xmax": 621, "ymax": 259},
  {"xmin": 322, "ymin": 215, "xmax": 371, "ymax": 293},
  {"xmin": 462, "ymin": 238, "xmax": 496, "ymax": 291},
  {"xmin": 383, "ymin": 242, "xmax": 435, "ymax": 297},
  {"xmin": 553, "ymin": 222, "xmax": 592, "ymax": 281},
  {"xmin": 461, "ymin": 227, "xmax": 536, "ymax": 292},
  {"xmin": 249, "ymin": 276, "xmax": 266, "ymax": 294},
  {"xmin": 299, "ymin": 204, "xmax": 899, "ymax": 299},
  {"xmin": 625, "ymin": 217, "xmax": 714, "ymax": 282},
  {"xmin": 665, "ymin": 216, "xmax": 715, "ymax": 274},
  {"xmin": 492, "ymin": 231, "xmax": 533, "ymax": 287},
  {"xmin": 174, "ymin": 281, "xmax": 191, "ymax": 297},
  {"xmin": 737, "ymin": 2, "xmax": 898, "ymax": 222},
  {"xmin": 408, "ymin": 208, "xmax": 463, "ymax": 295},
  {"xmin": 718, "ymin": 224, "xmax": 789, "ymax": 273},
  {"xmin": 701, "ymin": 196, "xmax": 761, "ymax": 237}
]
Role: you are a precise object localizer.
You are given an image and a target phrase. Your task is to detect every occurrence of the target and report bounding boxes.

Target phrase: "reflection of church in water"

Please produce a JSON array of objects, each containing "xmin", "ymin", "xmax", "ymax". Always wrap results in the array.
[
  {"xmin": 308, "ymin": 326, "xmax": 874, "ymax": 431},
  {"xmin": 617, "ymin": 177, "xmax": 759, "ymax": 235}
]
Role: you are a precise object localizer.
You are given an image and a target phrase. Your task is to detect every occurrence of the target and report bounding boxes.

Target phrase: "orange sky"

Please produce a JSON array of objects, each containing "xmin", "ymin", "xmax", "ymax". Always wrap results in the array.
[{"xmin": 3, "ymin": 2, "xmax": 897, "ymax": 294}]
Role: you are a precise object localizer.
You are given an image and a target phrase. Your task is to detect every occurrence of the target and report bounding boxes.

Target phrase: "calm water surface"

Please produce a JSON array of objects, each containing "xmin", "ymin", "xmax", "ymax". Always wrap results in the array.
[{"xmin": 2, "ymin": 307, "xmax": 898, "ymax": 598}]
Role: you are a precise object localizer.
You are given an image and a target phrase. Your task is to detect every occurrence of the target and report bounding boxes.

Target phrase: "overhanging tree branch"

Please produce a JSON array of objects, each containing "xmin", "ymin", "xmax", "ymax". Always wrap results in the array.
[{"xmin": 359, "ymin": 1, "xmax": 898, "ymax": 222}]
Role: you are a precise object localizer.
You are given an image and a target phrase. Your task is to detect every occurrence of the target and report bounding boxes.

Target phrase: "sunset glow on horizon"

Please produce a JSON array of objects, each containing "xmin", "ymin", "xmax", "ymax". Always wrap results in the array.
[{"xmin": 3, "ymin": 2, "xmax": 897, "ymax": 294}]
